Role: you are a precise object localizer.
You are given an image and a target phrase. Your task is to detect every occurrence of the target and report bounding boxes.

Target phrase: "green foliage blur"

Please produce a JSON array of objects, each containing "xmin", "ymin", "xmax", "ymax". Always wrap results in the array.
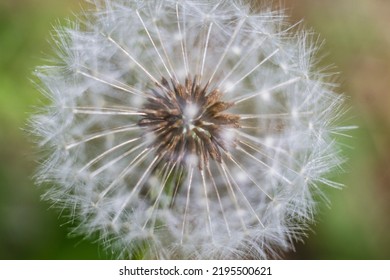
[{"xmin": 0, "ymin": 0, "xmax": 389, "ymax": 259}]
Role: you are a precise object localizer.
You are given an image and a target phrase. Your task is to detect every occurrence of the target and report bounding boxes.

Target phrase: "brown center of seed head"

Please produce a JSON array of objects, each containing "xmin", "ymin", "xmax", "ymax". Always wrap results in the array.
[{"xmin": 138, "ymin": 76, "xmax": 240, "ymax": 169}]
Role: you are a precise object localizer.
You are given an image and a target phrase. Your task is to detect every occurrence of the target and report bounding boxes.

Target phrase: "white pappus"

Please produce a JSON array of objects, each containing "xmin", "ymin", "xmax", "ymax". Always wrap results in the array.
[{"xmin": 31, "ymin": 0, "xmax": 350, "ymax": 259}]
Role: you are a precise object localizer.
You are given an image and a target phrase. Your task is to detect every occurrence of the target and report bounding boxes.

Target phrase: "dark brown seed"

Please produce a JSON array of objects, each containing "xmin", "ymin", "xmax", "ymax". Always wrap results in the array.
[{"xmin": 138, "ymin": 76, "xmax": 240, "ymax": 169}]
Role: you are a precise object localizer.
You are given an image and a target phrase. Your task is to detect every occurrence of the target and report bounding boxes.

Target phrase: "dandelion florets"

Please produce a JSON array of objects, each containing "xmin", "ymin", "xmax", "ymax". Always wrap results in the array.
[{"xmin": 31, "ymin": 0, "xmax": 348, "ymax": 259}]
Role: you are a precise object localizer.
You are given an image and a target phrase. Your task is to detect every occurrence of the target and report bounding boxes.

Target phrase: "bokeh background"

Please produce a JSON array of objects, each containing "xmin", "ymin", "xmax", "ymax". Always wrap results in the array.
[{"xmin": 0, "ymin": 0, "xmax": 389, "ymax": 259}]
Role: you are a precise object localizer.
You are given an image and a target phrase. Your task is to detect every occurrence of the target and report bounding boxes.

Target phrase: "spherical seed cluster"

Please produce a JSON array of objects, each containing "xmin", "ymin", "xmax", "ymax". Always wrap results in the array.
[{"xmin": 31, "ymin": 0, "xmax": 347, "ymax": 259}]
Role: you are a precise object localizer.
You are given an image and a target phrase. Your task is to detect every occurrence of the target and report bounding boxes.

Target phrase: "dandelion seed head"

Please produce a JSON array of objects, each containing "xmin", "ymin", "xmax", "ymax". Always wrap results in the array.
[{"xmin": 31, "ymin": 0, "xmax": 349, "ymax": 259}]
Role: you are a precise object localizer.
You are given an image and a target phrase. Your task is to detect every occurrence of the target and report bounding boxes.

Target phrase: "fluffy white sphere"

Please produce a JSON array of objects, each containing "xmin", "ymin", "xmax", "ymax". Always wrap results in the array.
[{"xmin": 32, "ymin": 0, "xmax": 347, "ymax": 259}]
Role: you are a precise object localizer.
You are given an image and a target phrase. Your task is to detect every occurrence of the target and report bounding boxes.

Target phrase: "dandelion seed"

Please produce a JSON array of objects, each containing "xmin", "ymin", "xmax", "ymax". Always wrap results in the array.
[{"xmin": 31, "ymin": 0, "xmax": 349, "ymax": 259}]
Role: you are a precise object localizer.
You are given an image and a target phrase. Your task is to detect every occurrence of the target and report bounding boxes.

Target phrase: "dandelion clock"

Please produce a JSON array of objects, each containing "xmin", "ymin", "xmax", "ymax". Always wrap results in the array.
[{"xmin": 31, "ymin": 0, "xmax": 349, "ymax": 259}]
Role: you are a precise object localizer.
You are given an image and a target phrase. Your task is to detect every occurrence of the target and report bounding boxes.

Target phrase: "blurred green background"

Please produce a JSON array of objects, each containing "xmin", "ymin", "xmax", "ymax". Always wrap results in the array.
[{"xmin": 0, "ymin": 0, "xmax": 389, "ymax": 259}]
